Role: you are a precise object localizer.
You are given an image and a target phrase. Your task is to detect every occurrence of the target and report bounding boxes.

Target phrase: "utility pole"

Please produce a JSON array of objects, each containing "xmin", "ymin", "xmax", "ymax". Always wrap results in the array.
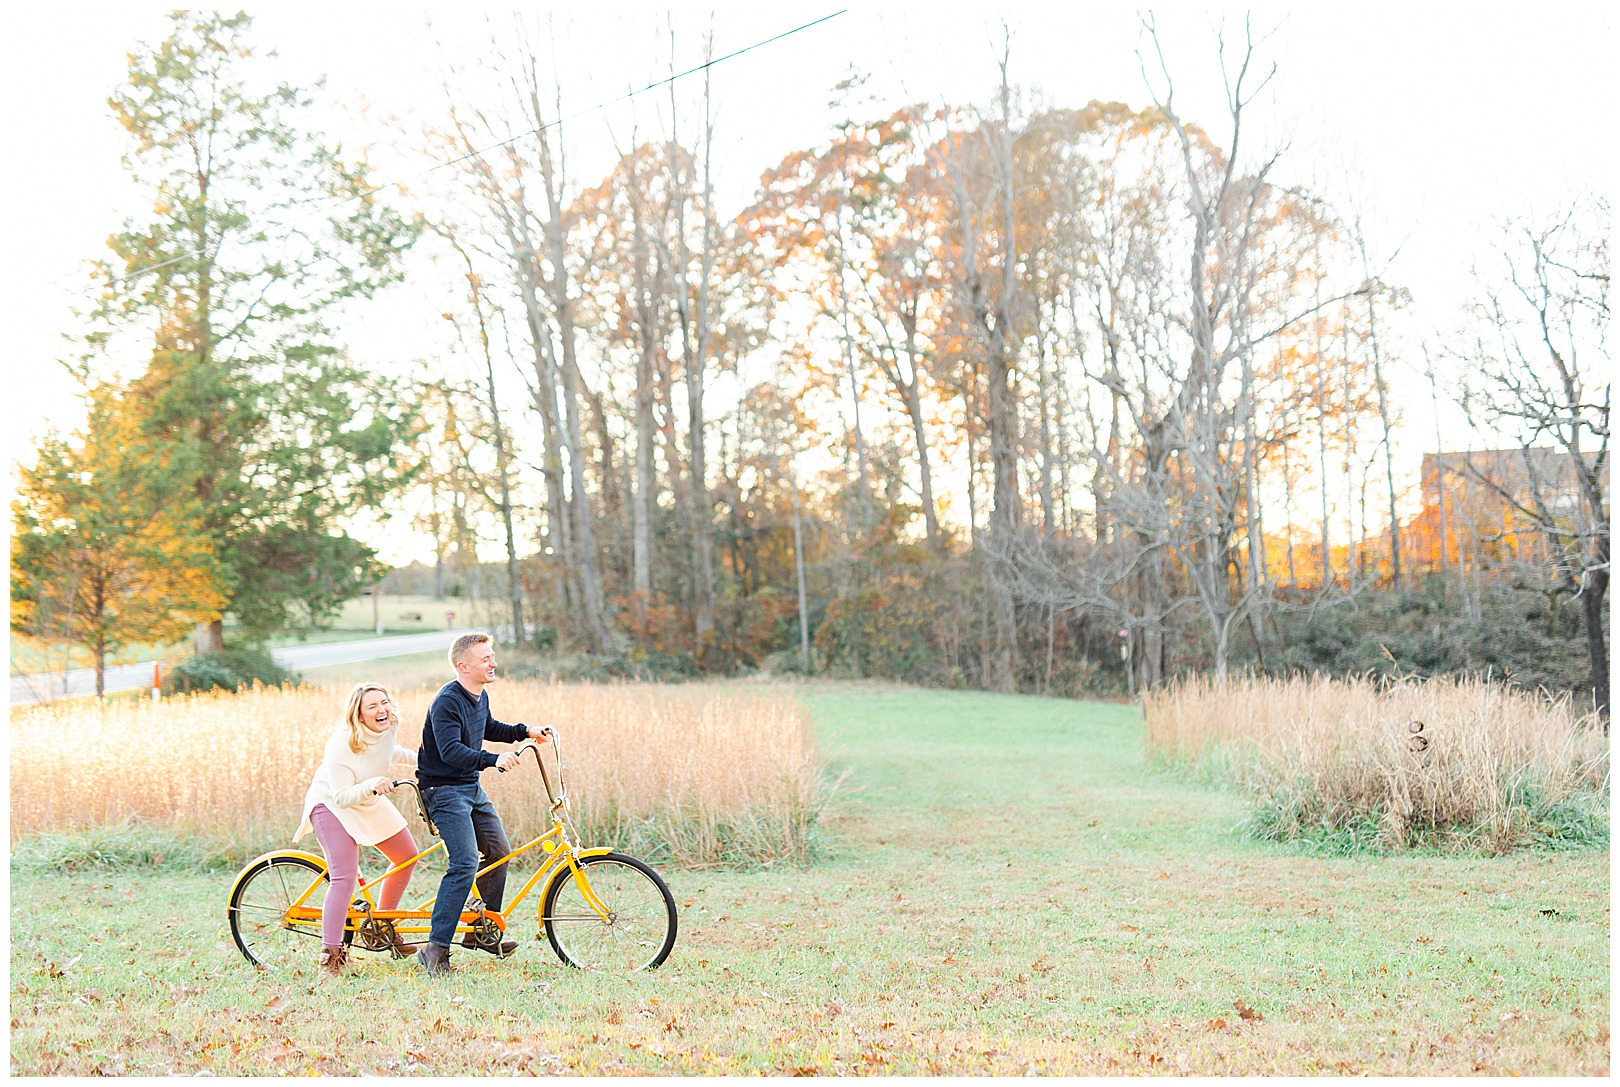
[{"xmin": 791, "ymin": 472, "xmax": 811, "ymax": 671}]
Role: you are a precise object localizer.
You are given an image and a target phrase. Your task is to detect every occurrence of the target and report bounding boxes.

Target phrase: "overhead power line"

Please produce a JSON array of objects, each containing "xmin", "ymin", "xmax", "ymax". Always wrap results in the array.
[{"xmin": 102, "ymin": 9, "xmax": 849, "ymax": 292}]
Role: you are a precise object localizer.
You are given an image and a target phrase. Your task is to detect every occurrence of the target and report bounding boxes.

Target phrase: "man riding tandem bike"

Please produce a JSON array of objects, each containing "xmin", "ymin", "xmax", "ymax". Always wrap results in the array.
[{"xmin": 225, "ymin": 633, "xmax": 678, "ymax": 975}]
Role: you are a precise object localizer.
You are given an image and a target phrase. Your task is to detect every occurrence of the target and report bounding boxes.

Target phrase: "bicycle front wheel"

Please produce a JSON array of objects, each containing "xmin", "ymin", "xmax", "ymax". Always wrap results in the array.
[
  {"xmin": 228, "ymin": 854, "xmax": 342, "ymax": 970},
  {"xmin": 543, "ymin": 853, "xmax": 677, "ymax": 971}
]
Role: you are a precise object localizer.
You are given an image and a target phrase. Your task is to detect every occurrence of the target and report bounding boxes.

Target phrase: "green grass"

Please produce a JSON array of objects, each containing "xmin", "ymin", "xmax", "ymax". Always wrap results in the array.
[
  {"xmin": 294, "ymin": 643, "xmax": 575, "ymax": 692},
  {"xmin": 294, "ymin": 648, "xmax": 456, "ymax": 692},
  {"xmin": 257, "ymin": 593, "xmax": 473, "ymax": 648},
  {"xmin": 9, "ymin": 683, "xmax": 1609, "ymax": 1075}
]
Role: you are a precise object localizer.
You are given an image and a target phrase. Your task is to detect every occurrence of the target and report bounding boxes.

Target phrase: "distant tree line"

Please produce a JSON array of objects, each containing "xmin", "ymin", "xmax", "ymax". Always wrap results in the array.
[{"xmin": 11, "ymin": 13, "xmax": 1608, "ymax": 717}]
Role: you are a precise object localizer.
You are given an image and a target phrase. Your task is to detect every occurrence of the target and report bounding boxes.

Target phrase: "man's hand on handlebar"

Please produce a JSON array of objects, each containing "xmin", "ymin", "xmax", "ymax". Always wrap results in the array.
[{"xmin": 495, "ymin": 751, "xmax": 523, "ymax": 773}]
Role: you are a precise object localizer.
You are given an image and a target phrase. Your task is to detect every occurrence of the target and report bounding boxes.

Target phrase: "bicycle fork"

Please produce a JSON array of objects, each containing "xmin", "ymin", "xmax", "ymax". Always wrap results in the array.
[{"xmin": 562, "ymin": 854, "xmax": 615, "ymax": 922}]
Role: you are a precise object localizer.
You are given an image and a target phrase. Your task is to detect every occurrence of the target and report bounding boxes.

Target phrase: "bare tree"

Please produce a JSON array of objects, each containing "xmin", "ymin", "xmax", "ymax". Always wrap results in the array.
[
  {"xmin": 434, "ymin": 223, "xmax": 527, "ymax": 646},
  {"xmin": 1457, "ymin": 194, "xmax": 1610, "ymax": 720},
  {"xmin": 438, "ymin": 22, "xmax": 613, "ymax": 651},
  {"xmin": 1136, "ymin": 14, "xmax": 1282, "ymax": 677},
  {"xmin": 637, "ymin": 26, "xmax": 723, "ymax": 650},
  {"xmin": 931, "ymin": 33, "xmax": 1024, "ymax": 689}
]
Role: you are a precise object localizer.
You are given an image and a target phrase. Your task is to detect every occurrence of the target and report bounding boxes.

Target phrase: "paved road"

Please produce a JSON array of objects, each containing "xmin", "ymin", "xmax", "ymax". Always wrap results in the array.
[{"xmin": 10, "ymin": 629, "xmax": 476, "ymax": 706}]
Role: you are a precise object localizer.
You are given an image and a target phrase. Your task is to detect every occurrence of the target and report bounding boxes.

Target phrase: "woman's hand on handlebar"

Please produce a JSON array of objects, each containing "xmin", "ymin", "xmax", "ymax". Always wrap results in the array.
[{"xmin": 372, "ymin": 777, "xmax": 398, "ymax": 796}]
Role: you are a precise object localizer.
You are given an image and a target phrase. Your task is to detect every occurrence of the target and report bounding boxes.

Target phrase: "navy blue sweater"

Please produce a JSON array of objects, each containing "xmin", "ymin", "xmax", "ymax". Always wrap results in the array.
[{"xmin": 416, "ymin": 680, "xmax": 528, "ymax": 788}]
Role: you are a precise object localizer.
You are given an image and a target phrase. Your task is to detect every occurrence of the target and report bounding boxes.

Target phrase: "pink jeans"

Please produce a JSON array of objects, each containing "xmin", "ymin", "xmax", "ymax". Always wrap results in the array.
[{"xmin": 309, "ymin": 804, "xmax": 418, "ymax": 948}]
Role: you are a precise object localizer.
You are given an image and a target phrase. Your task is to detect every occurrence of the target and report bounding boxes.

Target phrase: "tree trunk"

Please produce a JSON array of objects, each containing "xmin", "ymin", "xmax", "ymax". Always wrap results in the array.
[
  {"xmin": 508, "ymin": 234, "xmax": 573, "ymax": 611},
  {"xmin": 1283, "ymin": 436, "xmax": 1298, "ymax": 586},
  {"xmin": 530, "ymin": 105, "xmax": 611, "ymax": 653},
  {"xmin": 629, "ymin": 193, "xmax": 658, "ymax": 611},
  {"xmin": 1313, "ymin": 235, "xmax": 1332, "ymax": 592},
  {"xmin": 1035, "ymin": 305, "xmax": 1055, "ymax": 536},
  {"xmin": 557, "ymin": 310, "xmax": 611, "ymax": 652},
  {"xmin": 1212, "ymin": 615, "xmax": 1231, "ymax": 679},
  {"xmin": 834, "ymin": 169, "xmax": 870, "ymax": 507},
  {"xmin": 792, "ymin": 475, "xmax": 811, "ymax": 671},
  {"xmin": 899, "ymin": 389, "xmax": 942, "ymax": 552},
  {"xmin": 984, "ymin": 312, "xmax": 1021, "ymax": 533},
  {"xmin": 1366, "ymin": 296, "xmax": 1401, "ymax": 590},
  {"xmin": 897, "ymin": 313, "xmax": 941, "ymax": 549},
  {"xmin": 449, "ymin": 229, "xmax": 526, "ymax": 649},
  {"xmin": 1582, "ymin": 565, "xmax": 1610, "ymax": 723},
  {"xmin": 686, "ymin": 345, "xmax": 715, "ymax": 646},
  {"xmin": 195, "ymin": 618, "xmax": 224, "ymax": 654}
]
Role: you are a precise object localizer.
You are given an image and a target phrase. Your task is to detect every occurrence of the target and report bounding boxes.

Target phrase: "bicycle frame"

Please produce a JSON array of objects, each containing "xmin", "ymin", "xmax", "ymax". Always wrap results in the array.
[{"xmin": 256, "ymin": 732, "xmax": 616, "ymax": 942}]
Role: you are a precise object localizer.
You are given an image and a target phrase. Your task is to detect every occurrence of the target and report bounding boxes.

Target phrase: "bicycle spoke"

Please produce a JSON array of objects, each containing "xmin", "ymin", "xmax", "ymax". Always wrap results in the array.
[
  {"xmin": 229, "ymin": 857, "xmax": 335, "ymax": 971},
  {"xmin": 543, "ymin": 855, "xmax": 676, "ymax": 972}
]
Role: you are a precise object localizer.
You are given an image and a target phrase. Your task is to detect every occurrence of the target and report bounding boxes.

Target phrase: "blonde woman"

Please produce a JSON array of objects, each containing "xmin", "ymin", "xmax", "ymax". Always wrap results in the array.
[{"xmin": 295, "ymin": 683, "xmax": 421, "ymax": 974}]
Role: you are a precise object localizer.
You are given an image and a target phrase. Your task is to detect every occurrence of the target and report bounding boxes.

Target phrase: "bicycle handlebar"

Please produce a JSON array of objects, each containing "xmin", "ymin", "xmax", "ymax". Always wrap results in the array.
[{"xmin": 376, "ymin": 726, "xmax": 565, "ymax": 833}]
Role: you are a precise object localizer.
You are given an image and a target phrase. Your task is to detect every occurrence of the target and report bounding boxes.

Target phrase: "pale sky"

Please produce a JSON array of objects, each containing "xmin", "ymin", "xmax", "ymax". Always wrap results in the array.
[{"xmin": 4, "ymin": 3, "xmax": 1613, "ymax": 565}]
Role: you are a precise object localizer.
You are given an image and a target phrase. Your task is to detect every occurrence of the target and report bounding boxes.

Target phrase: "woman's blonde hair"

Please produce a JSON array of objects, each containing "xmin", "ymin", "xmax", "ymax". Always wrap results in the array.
[{"xmin": 343, "ymin": 682, "xmax": 399, "ymax": 754}]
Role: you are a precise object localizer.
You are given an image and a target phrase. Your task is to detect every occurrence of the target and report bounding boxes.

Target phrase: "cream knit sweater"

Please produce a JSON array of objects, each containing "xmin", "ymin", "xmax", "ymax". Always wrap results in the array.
[{"xmin": 295, "ymin": 721, "xmax": 418, "ymax": 846}]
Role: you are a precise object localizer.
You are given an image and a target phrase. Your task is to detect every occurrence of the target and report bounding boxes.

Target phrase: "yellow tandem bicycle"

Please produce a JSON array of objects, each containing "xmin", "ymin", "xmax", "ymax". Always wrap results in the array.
[{"xmin": 226, "ymin": 728, "xmax": 678, "ymax": 972}]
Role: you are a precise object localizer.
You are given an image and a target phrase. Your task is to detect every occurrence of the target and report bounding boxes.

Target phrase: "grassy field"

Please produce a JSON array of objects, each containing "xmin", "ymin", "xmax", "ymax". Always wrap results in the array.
[
  {"xmin": 254, "ymin": 593, "xmax": 481, "ymax": 646},
  {"xmin": 296, "ymin": 649, "xmax": 466, "ymax": 690},
  {"xmin": 8, "ymin": 684, "xmax": 1609, "ymax": 1075}
]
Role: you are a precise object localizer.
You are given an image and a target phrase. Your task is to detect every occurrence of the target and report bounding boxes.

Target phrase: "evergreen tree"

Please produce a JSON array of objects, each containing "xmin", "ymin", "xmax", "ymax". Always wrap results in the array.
[{"xmin": 91, "ymin": 10, "xmax": 422, "ymax": 647}]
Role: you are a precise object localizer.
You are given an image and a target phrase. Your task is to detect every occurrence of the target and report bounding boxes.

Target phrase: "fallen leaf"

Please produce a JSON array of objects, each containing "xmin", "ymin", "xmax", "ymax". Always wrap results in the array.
[{"xmin": 1234, "ymin": 998, "xmax": 1262, "ymax": 1022}]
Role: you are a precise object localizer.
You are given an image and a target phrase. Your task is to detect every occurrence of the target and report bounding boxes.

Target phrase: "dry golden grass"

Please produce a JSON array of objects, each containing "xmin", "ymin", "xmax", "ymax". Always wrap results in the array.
[
  {"xmin": 1143, "ymin": 674, "xmax": 1610, "ymax": 852},
  {"xmin": 9, "ymin": 678, "xmax": 828, "ymax": 869}
]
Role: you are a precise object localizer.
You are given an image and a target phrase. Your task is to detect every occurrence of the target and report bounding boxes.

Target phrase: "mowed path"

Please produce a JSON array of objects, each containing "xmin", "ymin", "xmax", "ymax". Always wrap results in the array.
[{"xmin": 8, "ymin": 685, "xmax": 1610, "ymax": 1075}]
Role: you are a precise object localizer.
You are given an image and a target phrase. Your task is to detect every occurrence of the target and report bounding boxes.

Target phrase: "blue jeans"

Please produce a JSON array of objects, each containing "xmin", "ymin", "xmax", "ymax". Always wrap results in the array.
[{"xmin": 420, "ymin": 783, "xmax": 511, "ymax": 948}]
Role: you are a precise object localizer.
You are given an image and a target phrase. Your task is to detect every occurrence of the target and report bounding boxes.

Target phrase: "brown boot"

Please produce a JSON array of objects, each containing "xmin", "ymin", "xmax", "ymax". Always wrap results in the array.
[
  {"xmin": 417, "ymin": 942, "xmax": 455, "ymax": 976},
  {"xmin": 462, "ymin": 932, "xmax": 519, "ymax": 958},
  {"xmin": 317, "ymin": 945, "xmax": 348, "ymax": 976},
  {"xmin": 388, "ymin": 929, "xmax": 416, "ymax": 959}
]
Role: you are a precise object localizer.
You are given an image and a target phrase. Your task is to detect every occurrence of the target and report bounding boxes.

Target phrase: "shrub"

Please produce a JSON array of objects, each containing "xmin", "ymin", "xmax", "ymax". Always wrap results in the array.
[
  {"xmin": 1266, "ymin": 579, "xmax": 1600, "ymax": 698},
  {"xmin": 164, "ymin": 646, "xmax": 297, "ymax": 694},
  {"xmin": 1144, "ymin": 673, "xmax": 1609, "ymax": 854}
]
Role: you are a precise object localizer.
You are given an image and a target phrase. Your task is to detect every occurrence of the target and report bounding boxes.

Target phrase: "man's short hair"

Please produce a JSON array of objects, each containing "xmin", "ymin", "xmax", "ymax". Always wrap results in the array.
[{"xmin": 449, "ymin": 632, "xmax": 493, "ymax": 668}]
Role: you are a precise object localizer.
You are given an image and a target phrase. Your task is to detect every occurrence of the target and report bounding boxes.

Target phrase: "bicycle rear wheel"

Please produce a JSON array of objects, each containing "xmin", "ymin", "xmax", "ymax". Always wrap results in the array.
[
  {"xmin": 228, "ymin": 854, "xmax": 344, "ymax": 970},
  {"xmin": 543, "ymin": 853, "xmax": 677, "ymax": 971}
]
